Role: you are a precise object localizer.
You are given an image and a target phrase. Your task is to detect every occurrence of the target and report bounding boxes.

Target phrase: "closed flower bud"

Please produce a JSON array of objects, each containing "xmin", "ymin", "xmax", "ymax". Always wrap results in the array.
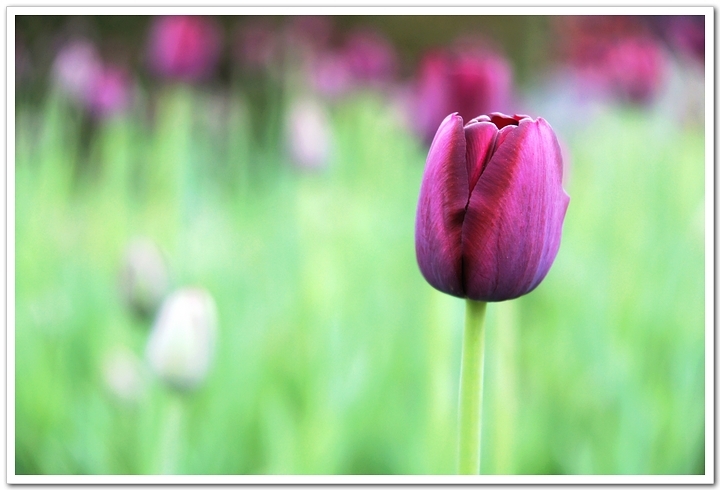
[
  {"xmin": 415, "ymin": 112, "xmax": 569, "ymax": 302},
  {"xmin": 146, "ymin": 288, "xmax": 218, "ymax": 391},
  {"xmin": 119, "ymin": 238, "xmax": 169, "ymax": 319}
]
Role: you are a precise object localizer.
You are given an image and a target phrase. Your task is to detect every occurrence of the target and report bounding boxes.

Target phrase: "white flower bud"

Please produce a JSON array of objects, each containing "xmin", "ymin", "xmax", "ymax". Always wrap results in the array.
[
  {"xmin": 119, "ymin": 237, "xmax": 169, "ymax": 318},
  {"xmin": 146, "ymin": 288, "xmax": 218, "ymax": 391}
]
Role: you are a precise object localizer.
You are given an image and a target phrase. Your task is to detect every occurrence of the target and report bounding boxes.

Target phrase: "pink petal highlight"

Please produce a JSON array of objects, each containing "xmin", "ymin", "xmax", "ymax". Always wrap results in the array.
[{"xmin": 463, "ymin": 121, "xmax": 498, "ymax": 198}]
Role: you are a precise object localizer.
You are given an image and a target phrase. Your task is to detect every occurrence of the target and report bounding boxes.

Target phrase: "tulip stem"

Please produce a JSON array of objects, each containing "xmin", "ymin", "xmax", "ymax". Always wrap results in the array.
[
  {"xmin": 157, "ymin": 394, "xmax": 184, "ymax": 474},
  {"xmin": 457, "ymin": 299, "xmax": 487, "ymax": 475}
]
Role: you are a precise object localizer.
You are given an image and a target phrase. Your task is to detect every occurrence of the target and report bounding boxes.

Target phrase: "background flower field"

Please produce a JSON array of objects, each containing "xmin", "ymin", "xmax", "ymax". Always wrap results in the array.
[{"xmin": 13, "ymin": 13, "xmax": 706, "ymax": 475}]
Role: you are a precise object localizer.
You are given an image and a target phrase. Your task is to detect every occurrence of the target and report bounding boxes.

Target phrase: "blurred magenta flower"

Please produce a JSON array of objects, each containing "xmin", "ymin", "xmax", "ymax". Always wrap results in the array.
[
  {"xmin": 51, "ymin": 39, "xmax": 102, "ymax": 102},
  {"xmin": 147, "ymin": 15, "xmax": 222, "ymax": 82},
  {"xmin": 86, "ymin": 65, "xmax": 132, "ymax": 118},
  {"xmin": 415, "ymin": 112, "xmax": 569, "ymax": 302},
  {"xmin": 602, "ymin": 36, "xmax": 666, "ymax": 104},
  {"xmin": 414, "ymin": 48, "xmax": 512, "ymax": 144}
]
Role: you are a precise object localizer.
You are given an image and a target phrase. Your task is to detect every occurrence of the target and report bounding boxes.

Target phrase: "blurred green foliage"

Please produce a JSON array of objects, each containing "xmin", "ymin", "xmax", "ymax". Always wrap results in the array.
[{"xmin": 14, "ymin": 83, "xmax": 704, "ymax": 475}]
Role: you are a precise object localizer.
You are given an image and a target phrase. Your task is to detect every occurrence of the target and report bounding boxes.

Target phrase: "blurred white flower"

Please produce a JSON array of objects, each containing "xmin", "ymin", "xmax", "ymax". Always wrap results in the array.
[
  {"xmin": 119, "ymin": 237, "xmax": 169, "ymax": 319},
  {"xmin": 286, "ymin": 97, "xmax": 332, "ymax": 171},
  {"xmin": 146, "ymin": 288, "xmax": 218, "ymax": 391},
  {"xmin": 102, "ymin": 346, "xmax": 146, "ymax": 404}
]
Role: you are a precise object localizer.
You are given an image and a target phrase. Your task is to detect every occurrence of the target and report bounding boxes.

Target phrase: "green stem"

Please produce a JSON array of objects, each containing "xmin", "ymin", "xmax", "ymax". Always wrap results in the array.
[
  {"xmin": 157, "ymin": 394, "xmax": 184, "ymax": 474},
  {"xmin": 457, "ymin": 299, "xmax": 487, "ymax": 475}
]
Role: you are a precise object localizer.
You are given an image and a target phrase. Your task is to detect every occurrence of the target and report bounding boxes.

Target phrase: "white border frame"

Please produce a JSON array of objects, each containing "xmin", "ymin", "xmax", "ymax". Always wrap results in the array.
[{"xmin": 6, "ymin": 6, "xmax": 714, "ymax": 485}]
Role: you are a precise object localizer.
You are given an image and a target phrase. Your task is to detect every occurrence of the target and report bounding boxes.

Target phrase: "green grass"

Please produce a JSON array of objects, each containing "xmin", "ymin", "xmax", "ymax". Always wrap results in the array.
[{"xmin": 14, "ymin": 87, "xmax": 705, "ymax": 475}]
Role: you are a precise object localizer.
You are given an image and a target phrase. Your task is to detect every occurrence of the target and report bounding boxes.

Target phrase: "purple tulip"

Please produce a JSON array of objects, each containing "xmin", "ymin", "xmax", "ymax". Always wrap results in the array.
[
  {"xmin": 147, "ymin": 15, "xmax": 221, "ymax": 82},
  {"xmin": 415, "ymin": 112, "xmax": 569, "ymax": 302}
]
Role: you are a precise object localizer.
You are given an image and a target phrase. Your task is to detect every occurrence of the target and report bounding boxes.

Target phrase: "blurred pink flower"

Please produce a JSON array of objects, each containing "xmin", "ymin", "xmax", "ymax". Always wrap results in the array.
[
  {"xmin": 147, "ymin": 15, "xmax": 222, "ymax": 82},
  {"xmin": 414, "ymin": 48, "xmax": 512, "ymax": 144},
  {"xmin": 310, "ymin": 52, "xmax": 354, "ymax": 98},
  {"xmin": 87, "ymin": 65, "xmax": 132, "ymax": 118},
  {"xmin": 52, "ymin": 39, "xmax": 102, "ymax": 102}
]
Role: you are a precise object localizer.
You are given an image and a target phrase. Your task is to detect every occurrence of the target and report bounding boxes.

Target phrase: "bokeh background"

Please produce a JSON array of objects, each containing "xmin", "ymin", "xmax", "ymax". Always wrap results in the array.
[{"xmin": 13, "ymin": 14, "xmax": 706, "ymax": 475}]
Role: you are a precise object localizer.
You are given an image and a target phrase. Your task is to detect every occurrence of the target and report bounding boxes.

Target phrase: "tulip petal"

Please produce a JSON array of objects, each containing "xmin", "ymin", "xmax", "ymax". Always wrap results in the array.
[
  {"xmin": 463, "ymin": 121, "xmax": 498, "ymax": 198},
  {"xmin": 461, "ymin": 117, "xmax": 569, "ymax": 301},
  {"xmin": 415, "ymin": 113, "xmax": 468, "ymax": 297}
]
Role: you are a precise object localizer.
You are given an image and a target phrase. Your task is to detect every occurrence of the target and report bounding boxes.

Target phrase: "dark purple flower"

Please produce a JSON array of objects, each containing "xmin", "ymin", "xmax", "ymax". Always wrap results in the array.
[
  {"xmin": 415, "ymin": 112, "xmax": 569, "ymax": 302},
  {"xmin": 147, "ymin": 15, "xmax": 221, "ymax": 82},
  {"xmin": 663, "ymin": 15, "xmax": 705, "ymax": 65},
  {"xmin": 414, "ymin": 49, "xmax": 512, "ymax": 145}
]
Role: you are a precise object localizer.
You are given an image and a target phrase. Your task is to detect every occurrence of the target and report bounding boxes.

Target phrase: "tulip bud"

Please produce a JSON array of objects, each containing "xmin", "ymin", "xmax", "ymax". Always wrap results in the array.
[
  {"xmin": 146, "ymin": 288, "xmax": 218, "ymax": 391},
  {"xmin": 119, "ymin": 238, "xmax": 169, "ymax": 319},
  {"xmin": 415, "ymin": 112, "xmax": 569, "ymax": 302}
]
